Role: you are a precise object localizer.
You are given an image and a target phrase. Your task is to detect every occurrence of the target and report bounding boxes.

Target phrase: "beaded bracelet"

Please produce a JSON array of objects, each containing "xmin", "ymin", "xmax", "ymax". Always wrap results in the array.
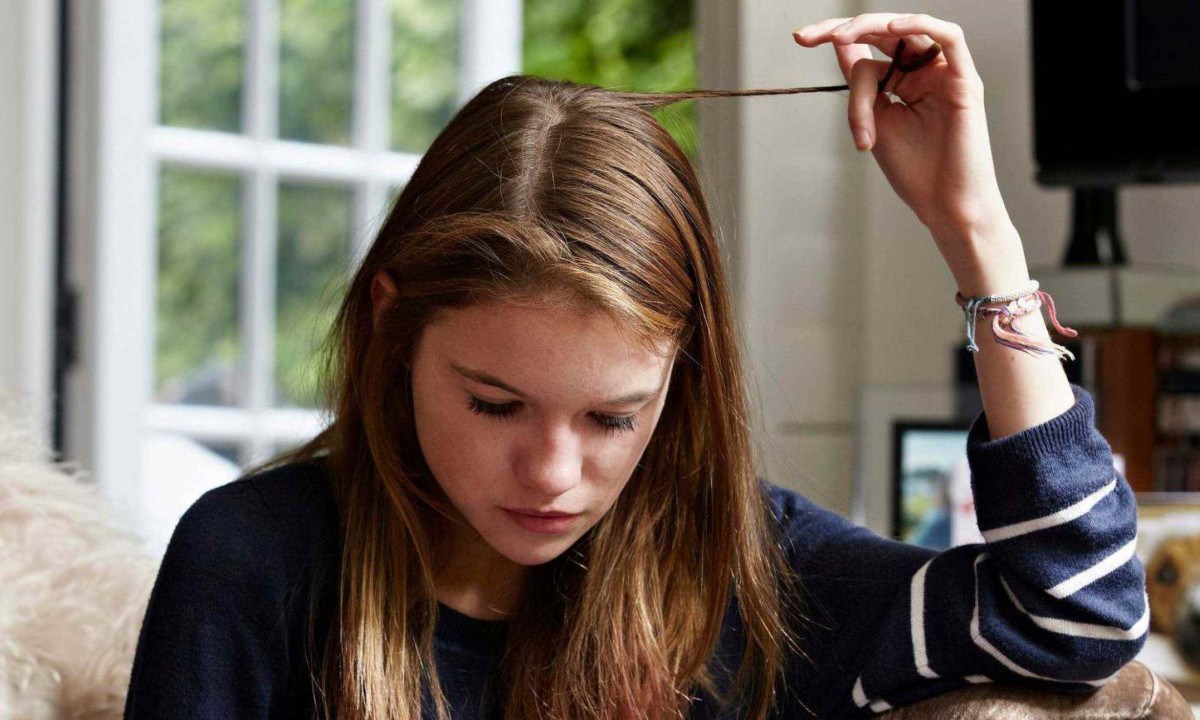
[{"xmin": 954, "ymin": 279, "xmax": 1079, "ymax": 362}]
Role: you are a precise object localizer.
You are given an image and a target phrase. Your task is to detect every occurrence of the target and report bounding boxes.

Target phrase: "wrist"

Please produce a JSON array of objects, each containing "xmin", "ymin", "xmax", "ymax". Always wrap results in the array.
[
  {"xmin": 934, "ymin": 221, "xmax": 1032, "ymax": 298},
  {"xmin": 955, "ymin": 263, "xmax": 1032, "ymax": 299}
]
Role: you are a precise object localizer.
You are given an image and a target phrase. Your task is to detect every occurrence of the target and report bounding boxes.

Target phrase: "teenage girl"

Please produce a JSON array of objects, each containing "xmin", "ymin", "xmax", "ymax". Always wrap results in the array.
[{"xmin": 124, "ymin": 13, "xmax": 1147, "ymax": 720}]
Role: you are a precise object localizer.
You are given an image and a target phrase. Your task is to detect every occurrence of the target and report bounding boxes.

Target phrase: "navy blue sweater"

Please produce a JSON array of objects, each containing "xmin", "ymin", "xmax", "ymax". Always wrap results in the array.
[{"xmin": 122, "ymin": 383, "xmax": 1148, "ymax": 718}]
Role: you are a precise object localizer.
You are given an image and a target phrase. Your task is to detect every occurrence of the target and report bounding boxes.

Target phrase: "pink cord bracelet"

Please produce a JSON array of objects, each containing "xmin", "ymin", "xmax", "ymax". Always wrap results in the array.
[{"xmin": 955, "ymin": 279, "xmax": 1080, "ymax": 362}]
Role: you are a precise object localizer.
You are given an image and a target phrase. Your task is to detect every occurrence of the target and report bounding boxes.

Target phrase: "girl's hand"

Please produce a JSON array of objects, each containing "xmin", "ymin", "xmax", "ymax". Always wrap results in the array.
[{"xmin": 793, "ymin": 14, "xmax": 1027, "ymax": 291}]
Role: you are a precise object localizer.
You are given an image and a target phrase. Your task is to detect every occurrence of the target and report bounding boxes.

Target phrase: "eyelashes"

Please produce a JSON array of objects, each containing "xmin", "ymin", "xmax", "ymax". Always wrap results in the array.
[{"xmin": 465, "ymin": 396, "xmax": 638, "ymax": 436}]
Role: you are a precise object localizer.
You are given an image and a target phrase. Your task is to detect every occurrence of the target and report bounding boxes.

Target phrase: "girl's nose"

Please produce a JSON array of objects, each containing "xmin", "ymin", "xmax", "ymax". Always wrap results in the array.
[{"xmin": 517, "ymin": 425, "xmax": 583, "ymax": 497}]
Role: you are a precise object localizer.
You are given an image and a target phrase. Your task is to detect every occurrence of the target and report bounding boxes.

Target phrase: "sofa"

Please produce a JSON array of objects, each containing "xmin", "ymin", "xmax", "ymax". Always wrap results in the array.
[{"xmin": 877, "ymin": 660, "xmax": 1192, "ymax": 718}]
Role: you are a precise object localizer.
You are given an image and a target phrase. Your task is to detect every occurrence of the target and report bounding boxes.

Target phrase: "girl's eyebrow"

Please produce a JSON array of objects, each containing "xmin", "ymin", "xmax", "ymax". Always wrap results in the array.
[{"xmin": 447, "ymin": 361, "xmax": 661, "ymax": 405}]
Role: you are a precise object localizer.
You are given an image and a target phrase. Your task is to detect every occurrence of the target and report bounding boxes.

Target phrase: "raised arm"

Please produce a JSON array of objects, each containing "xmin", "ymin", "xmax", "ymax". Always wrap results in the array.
[
  {"xmin": 777, "ymin": 17, "xmax": 1147, "ymax": 718},
  {"xmin": 793, "ymin": 12, "xmax": 1078, "ymax": 440}
]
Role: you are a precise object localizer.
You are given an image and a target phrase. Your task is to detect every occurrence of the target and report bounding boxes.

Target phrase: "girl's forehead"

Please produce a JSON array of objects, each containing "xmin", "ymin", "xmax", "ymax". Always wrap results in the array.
[
  {"xmin": 432, "ymin": 301, "xmax": 670, "ymax": 355},
  {"xmin": 423, "ymin": 305, "xmax": 676, "ymax": 395}
]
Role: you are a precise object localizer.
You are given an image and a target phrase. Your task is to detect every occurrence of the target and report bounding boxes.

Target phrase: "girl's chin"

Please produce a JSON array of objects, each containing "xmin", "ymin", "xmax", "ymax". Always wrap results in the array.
[{"xmin": 491, "ymin": 533, "xmax": 578, "ymax": 566}]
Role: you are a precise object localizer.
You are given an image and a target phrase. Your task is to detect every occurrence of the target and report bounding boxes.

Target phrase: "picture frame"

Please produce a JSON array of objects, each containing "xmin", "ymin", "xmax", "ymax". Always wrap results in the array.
[
  {"xmin": 853, "ymin": 383, "xmax": 958, "ymax": 537},
  {"xmin": 890, "ymin": 419, "xmax": 977, "ymax": 550}
]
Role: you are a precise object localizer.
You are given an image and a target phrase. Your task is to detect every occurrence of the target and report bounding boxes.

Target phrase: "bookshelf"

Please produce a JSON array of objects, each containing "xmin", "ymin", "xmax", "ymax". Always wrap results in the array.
[
  {"xmin": 1152, "ymin": 332, "xmax": 1200, "ymax": 491},
  {"xmin": 1074, "ymin": 327, "xmax": 1200, "ymax": 493}
]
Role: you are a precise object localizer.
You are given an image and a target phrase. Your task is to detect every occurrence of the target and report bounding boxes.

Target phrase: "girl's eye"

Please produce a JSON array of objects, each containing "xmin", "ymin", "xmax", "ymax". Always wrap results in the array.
[{"xmin": 466, "ymin": 396, "xmax": 638, "ymax": 436}]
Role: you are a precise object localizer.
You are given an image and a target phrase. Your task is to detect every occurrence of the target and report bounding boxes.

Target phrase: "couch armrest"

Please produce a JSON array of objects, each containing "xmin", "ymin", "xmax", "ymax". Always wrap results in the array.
[{"xmin": 874, "ymin": 661, "xmax": 1192, "ymax": 719}]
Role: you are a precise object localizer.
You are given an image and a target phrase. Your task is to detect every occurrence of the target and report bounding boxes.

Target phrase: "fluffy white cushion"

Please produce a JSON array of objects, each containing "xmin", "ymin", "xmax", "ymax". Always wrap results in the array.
[{"xmin": 0, "ymin": 392, "xmax": 159, "ymax": 719}]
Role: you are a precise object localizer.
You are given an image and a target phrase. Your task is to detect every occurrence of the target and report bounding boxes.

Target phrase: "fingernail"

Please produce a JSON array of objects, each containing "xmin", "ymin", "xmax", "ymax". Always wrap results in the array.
[
  {"xmin": 891, "ymin": 17, "xmax": 913, "ymax": 27},
  {"xmin": 854, "ymin": 129, "xmax": 871, "ymax": 151}
]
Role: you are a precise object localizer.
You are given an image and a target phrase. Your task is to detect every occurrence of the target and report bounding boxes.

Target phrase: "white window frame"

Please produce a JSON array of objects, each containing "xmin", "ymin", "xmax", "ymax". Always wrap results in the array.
[{"xmin": 66, "ymin": 0, "xmax": 523, "ymax": 535}]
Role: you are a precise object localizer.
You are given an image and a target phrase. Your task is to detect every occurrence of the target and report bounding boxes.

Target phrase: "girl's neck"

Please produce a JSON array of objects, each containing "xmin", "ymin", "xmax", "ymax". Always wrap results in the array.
[
  {"xmin": 434, "ymin": 526, "xmax": 527, "ymax": 621},
  {"xmin": 436, "ymin": 582, "xmax": 521, "ymax": 621}
]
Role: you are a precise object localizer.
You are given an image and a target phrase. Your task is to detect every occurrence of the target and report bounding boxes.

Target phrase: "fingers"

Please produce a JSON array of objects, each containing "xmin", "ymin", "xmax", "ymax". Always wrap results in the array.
[
  {"xmin": 795, "ymin": 13, "xmax": 973, "ymax": 76},
  {"xmin": 886, "ymin": 15, "xmax": 974, "ymax": 75},
  {"xmin": 848, "ymin": 58, "xmax": 890, "ymax": 151},
  {"xmin": 828, "ymin": 12, "xmax": 912, "ymax": 42},
  {"xmin": 803, "ymin": 22, "xmax": 916, "ymax": 85},
  {"xmin": 831, "ymin": 15, "xmax": 942, "ymax": 61},
  {"xmin": 795, "ymin": 12, "xmax": 912, "ymax": 54},
  {"xmin": 793, "ymin": 17, "xmax": 853, "ymax": 43},
  {"xmin": 832, "ymin": 39, "xmax": 873, "ymax": 84},
  {"xmin": 853, "ymin": 33, "xmax": 904, "ymax": 55},
  {"xmin": 897, "ymin": 42, "xmax": 944, "ymax": 73}
]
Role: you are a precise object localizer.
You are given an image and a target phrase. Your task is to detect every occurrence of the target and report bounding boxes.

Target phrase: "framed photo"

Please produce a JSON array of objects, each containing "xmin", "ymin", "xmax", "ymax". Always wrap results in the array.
[
  {"xmin": 853, "ymin": 383, "xmax": 957, "ymax": 537},
  {"xmin": 891, "ymin": 420, "xmax": 981, "ymax": 550}
]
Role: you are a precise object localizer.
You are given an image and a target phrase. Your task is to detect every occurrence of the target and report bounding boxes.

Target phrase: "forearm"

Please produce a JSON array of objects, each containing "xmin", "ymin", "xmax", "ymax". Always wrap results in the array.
[{"xmin": 938, "ymin": 221, "xmax": 1078, "ymax": 442}]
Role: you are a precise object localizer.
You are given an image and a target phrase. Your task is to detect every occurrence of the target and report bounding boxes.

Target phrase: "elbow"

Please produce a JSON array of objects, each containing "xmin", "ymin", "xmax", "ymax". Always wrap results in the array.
[
  {"xmin": 1073, "ymin": 585, "xmax": 1150, "ymax": 684},
  {"xmin": 1077, "ymin": 633, "xmax": 1148, "ymax": 685}
]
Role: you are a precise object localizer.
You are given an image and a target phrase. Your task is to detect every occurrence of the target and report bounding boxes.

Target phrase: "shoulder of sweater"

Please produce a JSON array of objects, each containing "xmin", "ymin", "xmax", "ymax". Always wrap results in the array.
[
  {"xmin": 756, "ymin": 477, "xmax": 862, "ymax": 550},
  {"xmin": 171, "ymin": 456, "xmax": 341, "ymax": 592}
]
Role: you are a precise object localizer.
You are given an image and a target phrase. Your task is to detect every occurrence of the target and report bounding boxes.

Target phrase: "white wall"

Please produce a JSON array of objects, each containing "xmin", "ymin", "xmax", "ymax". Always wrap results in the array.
[
  {"xmin": 733, "ymin": 0, "xmax": 867, "ymax": 515},
  {"xmin": 0, "ymin": 0, "xmax": 57, "ymax": 447}
]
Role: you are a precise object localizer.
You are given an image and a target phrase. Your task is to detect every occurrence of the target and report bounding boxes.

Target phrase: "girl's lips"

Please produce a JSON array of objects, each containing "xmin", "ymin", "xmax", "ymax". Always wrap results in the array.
[
  {"xmin": 502, "ymin": 508, "xmax": 581, "ymax": 534},
  {"xmin": 505, "ymin": 508, "xmax": 578, "ymax": 518}
]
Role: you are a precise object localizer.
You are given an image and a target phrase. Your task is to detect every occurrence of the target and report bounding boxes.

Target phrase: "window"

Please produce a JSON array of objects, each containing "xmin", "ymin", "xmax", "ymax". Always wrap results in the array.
[
  {"xmin": 71, "ymin": 0, "xmax": 521, "ymax": 554},
  {"xmin": 70, "ymin": 0, "xmax": 704, "ymax": 556}
]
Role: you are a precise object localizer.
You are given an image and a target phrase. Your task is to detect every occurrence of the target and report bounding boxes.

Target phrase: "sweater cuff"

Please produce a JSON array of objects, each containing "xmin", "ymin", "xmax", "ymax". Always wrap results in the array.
[{"xmin": 965, "ymin": 383, "xmax": 1118, "ymax": 530}]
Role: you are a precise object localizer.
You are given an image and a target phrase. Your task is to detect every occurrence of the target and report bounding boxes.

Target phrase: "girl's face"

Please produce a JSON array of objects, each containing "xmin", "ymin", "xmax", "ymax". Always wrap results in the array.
[{"xmin": 407, "ymin": 295, "xmax": 676, "ymax": 568}]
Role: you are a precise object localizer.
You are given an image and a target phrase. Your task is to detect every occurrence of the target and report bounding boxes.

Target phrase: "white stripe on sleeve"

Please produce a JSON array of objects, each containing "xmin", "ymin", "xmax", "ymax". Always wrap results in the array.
[
  {"xmin": 910, "ymin": 558, "xmax": 940, "ymax": 679},
  {"xmin": 1045, "ymin": 536, "xmax": 1138, "ymax": 599},
  {"xmin": 980, "ymin": 478, "xmax": 1116, "ymax": 543},
  {"xmin": 998, "ymin": 572, "xmax": 1150, "ymax": 640}
]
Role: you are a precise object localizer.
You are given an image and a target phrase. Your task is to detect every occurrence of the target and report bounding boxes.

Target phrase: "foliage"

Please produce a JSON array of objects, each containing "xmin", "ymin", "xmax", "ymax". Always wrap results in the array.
[
  {"xmin": 392, "ymin": 0, "xmax": 462, "ymax": 153},
  {"xmin": 159, "ymin": 0, "xmax": 243, "ymax": 130},
  {"xmin": 280, "ymin": 0, "xmax": 355, "ymax": 144},
  {"xmin": 155, "ymin": 168, "xmax": 242, "ymax": 404},
  {"xmin": 274, "ymin": 183, "xmax": 352, "ymax": 407},
  {"xmin": 523, "ymin": 0, "xmax": 698, "ymax": 160}
]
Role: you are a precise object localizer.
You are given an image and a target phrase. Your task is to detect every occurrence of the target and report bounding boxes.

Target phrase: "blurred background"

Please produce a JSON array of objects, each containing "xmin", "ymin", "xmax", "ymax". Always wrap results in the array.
[{"xmin": 3, "ymin": 0, "xmax": 1200, "ymax": 577}]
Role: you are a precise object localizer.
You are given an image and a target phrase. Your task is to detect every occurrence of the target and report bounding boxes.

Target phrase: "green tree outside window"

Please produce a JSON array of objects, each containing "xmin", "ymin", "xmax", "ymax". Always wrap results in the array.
[{"xmin": 523, "ymin": 0, "xmax": 697, "ymax": 161}]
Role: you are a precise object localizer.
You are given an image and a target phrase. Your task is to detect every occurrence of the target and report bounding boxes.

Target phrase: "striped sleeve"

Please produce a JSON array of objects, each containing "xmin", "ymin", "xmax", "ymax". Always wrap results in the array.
[{"xmin": 769, "ymin": 382, "xmax": 1148, "ymax": 720}]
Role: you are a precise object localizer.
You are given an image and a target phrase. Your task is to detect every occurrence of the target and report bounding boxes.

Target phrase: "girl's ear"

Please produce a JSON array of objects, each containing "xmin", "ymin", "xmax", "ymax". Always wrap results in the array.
[{"xmin": 370, "ymin": 270, "xmax": 399, "ymax": 329}]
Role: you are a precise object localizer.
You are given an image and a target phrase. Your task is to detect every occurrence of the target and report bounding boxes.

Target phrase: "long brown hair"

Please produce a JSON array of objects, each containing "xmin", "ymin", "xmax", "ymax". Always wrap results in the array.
[{"xmin": 249, "ymin": 73, "xmax": 847, "ymax": 719}]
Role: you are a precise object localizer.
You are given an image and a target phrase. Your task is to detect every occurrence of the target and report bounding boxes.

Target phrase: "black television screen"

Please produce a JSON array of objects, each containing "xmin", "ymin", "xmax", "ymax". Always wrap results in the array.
[{"xmin": 1032, "ymin": 0, "xmax": 1200, "ymax": 186}]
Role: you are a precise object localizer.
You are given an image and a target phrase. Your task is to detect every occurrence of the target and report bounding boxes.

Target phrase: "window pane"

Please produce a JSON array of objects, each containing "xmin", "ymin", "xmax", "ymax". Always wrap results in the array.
[
  {"xmin": 275, "ymin": 181, "xmax": 352, "ymax": 408},
  {"xmin": 280, "ymin": 0, "xmax": 356, "ymax": 145},
  {"xmin": 391, "ymin": 0, "xmax": 463, "ymax": 153},
  {"xmin": 155, "ymin": 167, "xmax": 243, "ymax": 406},
  {"xmin": 159, "ymin": 0, "xmax": 245, "ymax": 131}
]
